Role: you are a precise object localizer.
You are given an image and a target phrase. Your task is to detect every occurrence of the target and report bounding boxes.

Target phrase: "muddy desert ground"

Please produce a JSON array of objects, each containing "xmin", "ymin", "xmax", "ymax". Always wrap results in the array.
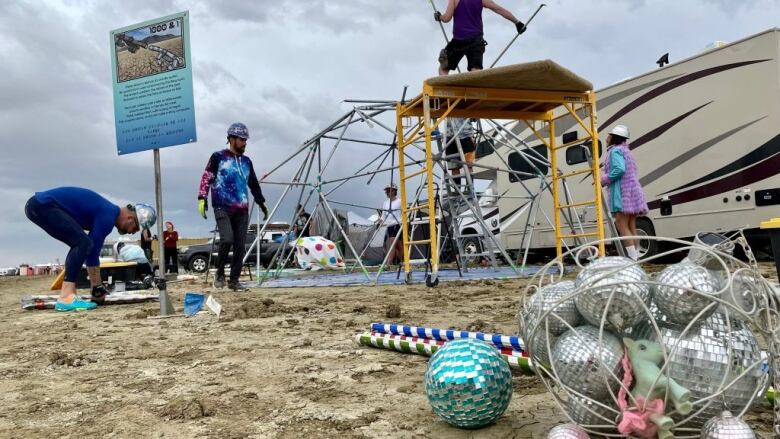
[{"xmin": 0, "ymin": 265, "xmax": 777, "ymax": 438}]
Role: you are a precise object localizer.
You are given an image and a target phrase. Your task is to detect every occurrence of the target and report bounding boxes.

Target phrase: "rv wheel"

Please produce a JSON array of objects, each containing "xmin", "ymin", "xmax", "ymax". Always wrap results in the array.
[{"xmin": 635, "ymin": 217, "xmax": 658, "ymax": 259}]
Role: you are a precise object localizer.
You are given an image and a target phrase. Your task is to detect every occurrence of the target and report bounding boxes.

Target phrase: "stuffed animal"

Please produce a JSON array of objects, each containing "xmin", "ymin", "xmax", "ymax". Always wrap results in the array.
[{"xmin": 618, "ymin": 338, "xmax": 692, "ymax": 439}]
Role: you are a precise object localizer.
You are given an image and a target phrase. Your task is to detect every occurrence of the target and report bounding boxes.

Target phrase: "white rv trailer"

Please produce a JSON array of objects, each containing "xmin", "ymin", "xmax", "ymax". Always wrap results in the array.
[{"xmin": 468, "ymin": 28, "xmax": 780, "ymax": 257}]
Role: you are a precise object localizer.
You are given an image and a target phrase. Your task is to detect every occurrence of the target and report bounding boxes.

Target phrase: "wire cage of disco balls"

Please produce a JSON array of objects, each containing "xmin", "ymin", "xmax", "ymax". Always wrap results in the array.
[{"xmin": 518, "ymin": 232, "xmax": 779, "ymax": 438}]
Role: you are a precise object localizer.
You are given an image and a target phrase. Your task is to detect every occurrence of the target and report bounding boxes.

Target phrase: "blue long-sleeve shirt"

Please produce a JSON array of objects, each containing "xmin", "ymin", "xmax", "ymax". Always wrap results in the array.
[{"xmin": 34, "ymin": 187, "xmax": 120, "ymax": 266}]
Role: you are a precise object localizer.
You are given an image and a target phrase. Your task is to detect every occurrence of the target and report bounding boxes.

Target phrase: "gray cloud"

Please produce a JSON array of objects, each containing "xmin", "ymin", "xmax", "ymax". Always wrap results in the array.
[{"xmin": 2, "ymin": 0, "xmax": 779, "ymax": 267}]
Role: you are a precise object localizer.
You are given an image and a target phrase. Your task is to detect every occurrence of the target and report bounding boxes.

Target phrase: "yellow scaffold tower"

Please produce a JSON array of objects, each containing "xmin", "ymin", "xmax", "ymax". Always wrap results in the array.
[{"xmin": 395, "ymin": 60, "xmax": 606, "ymax": 284}]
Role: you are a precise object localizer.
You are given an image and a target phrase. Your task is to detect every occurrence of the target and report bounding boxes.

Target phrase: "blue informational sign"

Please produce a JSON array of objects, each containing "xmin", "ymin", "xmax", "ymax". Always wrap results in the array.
[{"xmin": 110, "ymin": 11, "xmax": 196, "ymax": 155}]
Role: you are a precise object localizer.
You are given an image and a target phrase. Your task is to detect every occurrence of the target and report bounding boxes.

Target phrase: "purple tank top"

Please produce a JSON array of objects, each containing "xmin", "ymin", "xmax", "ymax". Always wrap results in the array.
[{"xmin": 453, "ymin": 0, "xmax": 483, "ymax": 40}]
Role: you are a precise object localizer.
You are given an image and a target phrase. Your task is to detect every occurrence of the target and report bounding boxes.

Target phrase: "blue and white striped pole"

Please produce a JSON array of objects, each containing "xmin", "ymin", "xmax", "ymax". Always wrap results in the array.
[{"xmin": 370, "ymin": 322, "xmax": 525, "ymax": 352}]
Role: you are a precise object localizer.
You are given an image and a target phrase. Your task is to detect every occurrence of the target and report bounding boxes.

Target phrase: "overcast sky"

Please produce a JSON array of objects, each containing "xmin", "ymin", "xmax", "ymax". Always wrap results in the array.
[{"xmin": 1, "ymin": 0, "xmax": 778, "ymax": 267}]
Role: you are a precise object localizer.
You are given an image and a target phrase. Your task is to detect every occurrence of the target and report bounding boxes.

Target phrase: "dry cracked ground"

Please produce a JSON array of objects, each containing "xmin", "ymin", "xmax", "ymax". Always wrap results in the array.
[{"xmin": 0, "ymin": 265, "xmax": 776, "ymax": 438}]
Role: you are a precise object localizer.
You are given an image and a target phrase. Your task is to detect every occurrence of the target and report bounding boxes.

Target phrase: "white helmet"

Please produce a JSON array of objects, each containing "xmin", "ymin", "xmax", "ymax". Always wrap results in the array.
[{"xmin": 609, "ymin": 125, "xmax": 630, "ymax": 139}]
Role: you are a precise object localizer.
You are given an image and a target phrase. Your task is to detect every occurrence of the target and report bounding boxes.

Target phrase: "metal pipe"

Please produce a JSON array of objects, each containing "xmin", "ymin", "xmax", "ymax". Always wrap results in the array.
[
  {"xmin": 321, "ymin": 111, "xmax": 356, "ymax": 172},
  {"xmin": 428, "ymin": 0, "xmax": 451, "ymax": 44},
  {"xmin": 343, "ymin": 99, "xmax": 397, "ymax": 104},
  {"xmin": 320, "ymin": 135, "xmax": 394, "ymax": 147},
  {"xmin": 319, "ymin": 192, "xmax": 372, "ymax": 280},
  {"xmin": 248, "ymin": 148, "xmax": 312, "ymax": 281},
  {"xmin": 262, "ymin": 143, "xmax": 319, "ymax": 276},
  {"xmin": 327, "ymin": 199, "xmax": 382, "ymax": 210},
  {"xmin": 320, "ymin": 158, "xmax": 428, "ymax": 186},
  {"xmin": 261, "ymin": 110, "xmax": 354, "ymax": 180},
  {"xmin": 324, "ymin": 146, "xmax": 396, "ymax": 196},
  {"xmin": 489, "ymin": 3, "xmax": 546, "ymax": 68},
  {"xmin": 257, "ymin": 181, "xmax": 311, "ymax": 186}
]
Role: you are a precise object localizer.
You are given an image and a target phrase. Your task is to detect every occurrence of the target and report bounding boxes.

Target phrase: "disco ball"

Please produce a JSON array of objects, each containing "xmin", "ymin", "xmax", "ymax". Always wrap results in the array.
[
  {"xmin": 521, "ymin": 280, "xmax": 581, "ymax": 336},
  {"xmin": 520, "ymin": 280, "xmax": 580, "ymax": 368},
  {"xmin": 574, "ymin": 256, "xmax": 651, "ymax": 332},
  {"xmin": 714, "ymin": 269, "xmax": 762, "ymax": 318},
  {"xmin": 521, "ymin": 235, "xmax": 776, "ymax": 436},
  {"xmin": 632, "ymin": 312, "xmax": 766, "ymax": 428},
  {"xmin": 551, "ymin": 325, "xmax": 624, "ymax": 400},
  {"xmin": 424, "ymin": 339, "xmax": 512, "ymax": 429},
  {"xmin": 565, "ymin": 395, "xmax": 617, "ymax": 435},
  {"xmin": 701, "ymin": 411, "xmax": 756, "ymax": 439},
  {"xmin": 653, "ymin": 262, "xmax": 720, "ymax": 325},
  {"xmin": 526, "ymin": 330, "xmax": 557, "ymax": 368},
  {"xmin": 547, "ymin": 423, "xmax": 591, "ymax": 439}
]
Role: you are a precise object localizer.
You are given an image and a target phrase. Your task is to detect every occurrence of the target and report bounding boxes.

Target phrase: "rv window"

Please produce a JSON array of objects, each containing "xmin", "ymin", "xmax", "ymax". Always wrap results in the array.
[
  {"xmin": 566, "ymin": 140, "xmax": 602, "ymax": 165},
  {"xmin": 508, "ymin": 145, "xmax": 549, "ymax": 182},
  {"xmin": 562, "ymin": 131, "xmax": 578, "ymax": 144},
  {"xmin": 475, "ymin": 139, "xmax": 495, "ymax": 159}
]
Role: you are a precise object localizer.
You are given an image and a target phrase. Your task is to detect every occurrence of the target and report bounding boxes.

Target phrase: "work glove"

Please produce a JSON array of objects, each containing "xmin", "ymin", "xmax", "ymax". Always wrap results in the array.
[
  {"xmin": 433, "ymin": 11, "xmax": 442, "ymax": 22},
  {"xmin": 91, "ymin": 284, "xmax": 110, "ymax": 304},
  {"xmin": 515, "ymin": 20, "xmax": 527, "ymax": 34},
  {"xmin": 260, "ymin": 201, "xmax": 269, "ymax": 220},
  {"xmin": 198, "ymin": 199, "xmax": 208, "ymax": 219}
]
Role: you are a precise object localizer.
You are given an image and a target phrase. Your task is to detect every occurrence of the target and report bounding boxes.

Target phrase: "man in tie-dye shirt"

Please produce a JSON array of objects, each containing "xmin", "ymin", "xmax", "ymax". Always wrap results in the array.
[{"xmin": 198, "ymin": 122, "xmax": 268, "ymax": 290}]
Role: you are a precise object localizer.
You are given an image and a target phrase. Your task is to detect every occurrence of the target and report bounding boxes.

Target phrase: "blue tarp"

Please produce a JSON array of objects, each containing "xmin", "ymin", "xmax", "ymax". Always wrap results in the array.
[{"xmin": 256, "ymin": 265, "xmax": 563, "ymax": 288}]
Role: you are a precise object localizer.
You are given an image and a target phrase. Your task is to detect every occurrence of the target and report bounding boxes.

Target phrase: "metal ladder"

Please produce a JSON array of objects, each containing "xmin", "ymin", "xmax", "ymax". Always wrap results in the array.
[
  {"xmin": 402, "ymin": 182, "xmax": 463, "ymax": 277},
  {"xmin": 547, "ymin": 112, "xmax": 606, "ymax": 258},
  {"xmin": 436, "ymin": 128, "xmax": 499, "ymax": 271},
  {"xmin": 397, "ymin": 100, "xmax": 440, "ymax": 286}
]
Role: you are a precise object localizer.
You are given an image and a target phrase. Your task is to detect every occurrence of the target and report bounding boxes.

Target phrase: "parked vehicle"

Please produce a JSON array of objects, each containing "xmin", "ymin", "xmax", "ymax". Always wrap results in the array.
[
  {"xmin": 99, "ymin": 238, "xmax": 136, "ymax": 263},
  {"xmin": 467, "ymin": 28, "xmax": 780, "ymax": 258},
  {"xmin": 178, "ymin": 229, "xmax": 295, "ymax": 273},
  {"xmin": 0, "ymin": 267, "xmax": 19, "ymax": 276},
  {"xmin": 454, "ymin": 179, "xmax": 502, "ymax": 257}
]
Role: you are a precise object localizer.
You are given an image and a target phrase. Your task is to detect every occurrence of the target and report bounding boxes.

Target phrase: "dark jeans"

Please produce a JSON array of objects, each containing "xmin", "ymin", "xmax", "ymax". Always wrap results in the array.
[
  {"xmin": 140, "ymin": 245, "xmax": 152, "ymax": 262},
  {"xmin": 25, "ymin": 196, "xmax": 92, "ymax": 283},
  {"xmin": 164, "ymin": 247, "xmax": 178, "ymax": 274},
  {"xmin": 214, "ymin": 208, "xmax": 249, "ymax": 282}
]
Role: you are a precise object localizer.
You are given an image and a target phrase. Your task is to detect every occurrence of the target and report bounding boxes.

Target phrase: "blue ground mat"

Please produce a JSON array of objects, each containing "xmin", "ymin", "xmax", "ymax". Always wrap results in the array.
[{"xmin": 254, "ymin": 265, "xmax": 563, "ymax": 288}]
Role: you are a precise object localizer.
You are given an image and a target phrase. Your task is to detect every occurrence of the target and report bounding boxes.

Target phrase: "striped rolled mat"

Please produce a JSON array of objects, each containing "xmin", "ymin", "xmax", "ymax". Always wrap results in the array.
[
  {"xmin": 370, "ymin": 322, "xmax": 525, "ymax": 351},
  {"xmin": 356, "ymin": 332, "xmax": 534, "ymax": 374},
  {"xmin": 369, "ymin": 332, "xmax": 526, "ymax": 358}
]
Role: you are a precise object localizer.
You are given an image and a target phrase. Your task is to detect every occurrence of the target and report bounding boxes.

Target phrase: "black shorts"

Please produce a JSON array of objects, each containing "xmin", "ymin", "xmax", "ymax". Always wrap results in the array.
[
  {"xmin": 386, "ymin": 224, "xmax": 401, "ymax": 239},
  {"xmin": 445, "ymin": 136, "xmax": 476, "ymax": 156},
  {"xmin": 440, "ymin": 37, "xmax": 486, "ymax": 71}
]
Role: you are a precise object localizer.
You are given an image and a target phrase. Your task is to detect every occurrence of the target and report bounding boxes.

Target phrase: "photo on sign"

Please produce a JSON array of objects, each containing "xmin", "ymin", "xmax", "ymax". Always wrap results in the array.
[{"xmin": 114, "ymin": 18, "xmax": 186, "ymax": 83}]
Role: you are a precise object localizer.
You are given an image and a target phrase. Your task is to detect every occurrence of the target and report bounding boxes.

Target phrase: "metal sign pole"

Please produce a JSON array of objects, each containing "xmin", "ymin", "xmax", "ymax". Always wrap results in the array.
[{"xmin": 154, "ymin": 149, "xmax": 174, "ymax": 316}]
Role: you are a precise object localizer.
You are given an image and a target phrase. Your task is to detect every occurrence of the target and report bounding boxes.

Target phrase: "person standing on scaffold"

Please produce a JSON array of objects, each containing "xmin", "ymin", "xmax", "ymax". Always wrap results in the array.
[
  {"xmin": 601, "ymin": 125, "xmax": 648, "ymax": 261},
  {"xmin": 434, "ymin": 0, "xmax": 526, "ymax": 75}
]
